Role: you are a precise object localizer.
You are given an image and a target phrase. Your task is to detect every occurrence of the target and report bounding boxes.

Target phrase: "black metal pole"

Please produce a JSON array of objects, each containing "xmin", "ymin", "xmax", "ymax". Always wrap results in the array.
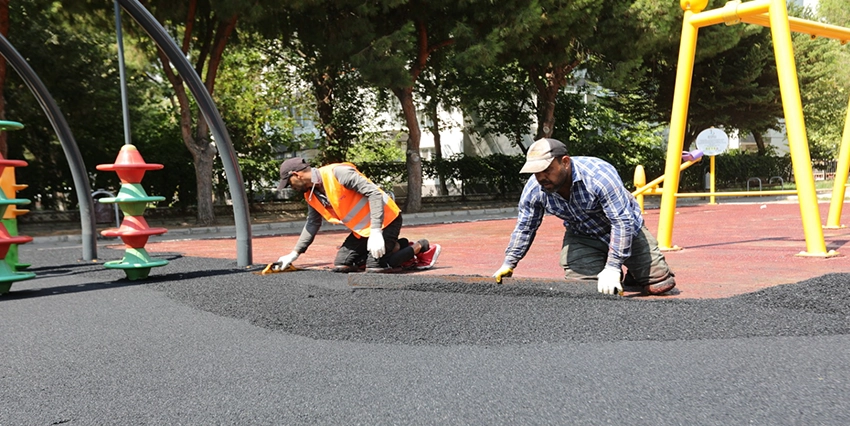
[
  {"xmin": 117, "ymin": 0, "xmax": 252, "ymax": 266},
  {"xmin": 114, "ymin": 1, "xmax": 132, "ymax": 146},
  {"xmin": 0, "ymin": 35, "xmax": 97, "ymax": 260}
]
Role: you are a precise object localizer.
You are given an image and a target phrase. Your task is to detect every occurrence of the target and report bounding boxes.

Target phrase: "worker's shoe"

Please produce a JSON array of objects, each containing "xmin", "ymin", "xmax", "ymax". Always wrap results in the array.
[
  {"xmin": 644, "ymin": 275, "xmax": 676, "ymax": 295},
  {"xmin": 399, "ymin": 240, "xmax": 418, "ymax": 270},
  {"xmin": 365, "ymin": 266, "xmax": 403, "ymax": 273},
  {"xmin": 415, "ymin": 242, "xmax": 441, "ymax": 270},
  {"xmin": 400, "ymin": 256, "xmax": 418, "ymax": 270},
  {"xmin": 332, "ymin": 264, "xmax": 362, "ymax": 273}
]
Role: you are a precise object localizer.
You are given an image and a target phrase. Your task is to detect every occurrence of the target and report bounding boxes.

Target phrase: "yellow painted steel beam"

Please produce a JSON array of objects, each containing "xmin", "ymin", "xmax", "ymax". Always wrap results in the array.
[
  {"xmin": 675, "ymin": 190, "xmax": 798, "ymax": 197},
  {"xmin": 708, "ymin": 156, "xmax": 717, "ymax": 204},
  {"xmin": 826, "ymin": 95, "xmax": 850, "ymax": 228},
  {"xmin": 661, "ymin": 0, "xmax": 838, "ymax": 256},
  {"xmin": 634, "ymin": 165, "xmax": 647, "ymax": 213},
  {"xmin": 768, "ymin": 0, "xmax": 829, "ymax": 256},
  {"xmin": 742, "ymin": 14, "xmax": 850, "ymax": 43},
  {"xmin": 697, "ymin": 0, "xmax": 850, "ymax": 42},
  {"xmin": 658, "ymin": 3, "xmax": 704, "ymax": 251},
  {"xmin": 632, "ymin": 159, "xmax": 702, "ymax": 198},
  {"xmin": 688, "ymin": 0, "xmax": 770, "ymax": 28}
]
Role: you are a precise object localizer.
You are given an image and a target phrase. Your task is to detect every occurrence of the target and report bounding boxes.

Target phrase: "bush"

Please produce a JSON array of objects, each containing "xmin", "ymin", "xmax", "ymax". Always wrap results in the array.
[
  {"xmin": 685, "ymin": 150, "xmax": 792, "ymax": 190},
  {"xmin": 358, "ymin": 153, "xmax": 527, "ymax": 199}
]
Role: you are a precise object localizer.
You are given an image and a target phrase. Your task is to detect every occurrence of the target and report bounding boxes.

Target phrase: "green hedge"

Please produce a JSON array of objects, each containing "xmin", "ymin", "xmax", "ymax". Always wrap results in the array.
[
  {"xmin": 358, "ymin": 153, "xmax": 527, "ymax": 198},
  {"xmin": 356, "ymin": 150, "xmax": 795, "ymax": 196},
  {"xmin": 678, "ymin": 151, "xmax": 793, "ymax": 190}
]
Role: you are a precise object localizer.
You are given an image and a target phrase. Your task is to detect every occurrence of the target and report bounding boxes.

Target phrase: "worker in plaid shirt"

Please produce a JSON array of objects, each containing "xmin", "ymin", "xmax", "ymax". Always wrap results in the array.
[{"xmin": 493, "ymin": 138, "xmax": 676, "ymax": 296}]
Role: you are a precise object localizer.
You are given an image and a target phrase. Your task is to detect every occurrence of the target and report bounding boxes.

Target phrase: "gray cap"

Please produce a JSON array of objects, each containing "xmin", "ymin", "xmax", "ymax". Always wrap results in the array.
[
  {"xmin": 277, "ymin": 157, "xmax": 310, "ymax": 190},
  {"xmin": 519, "ymin": 138, "xmax": 568, "ymax": 173}
]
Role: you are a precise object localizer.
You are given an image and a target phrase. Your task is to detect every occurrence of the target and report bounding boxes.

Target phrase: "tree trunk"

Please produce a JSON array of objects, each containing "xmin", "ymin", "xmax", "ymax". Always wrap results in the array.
[
  {"xmin": 427, "ymin": 100, "xmax": 448, "ymax": 195},
  {"xmin": 190, "ymin": 142, "xmax": 216, "ymax": 225},
  {"xmin": 153, "ymin": 10, "xmax": 236, "ymax": 226},
  {"xmin": 753, "ymin": 131, "xmax": 767, "ymax": 156},
  {"xmin": 393, "ymin": 86, "xmax": 422, "ymax": 213},
  {"xmin": 534, "ymin": 84, "xmax": 558, "ymax": 139},
  {"xmin": 312, "ymin": 70, "xmax": 346, "ymax": 163},
  {"xmin": 683, "ymin": 123, "xmax": 705, "ymax": 152},
  {"xmin": 528, "ymin": 62, "xmax": 574, "ymax": 140},
  {"xmin": 157, "ymin": 47, "xmax": 217, "ymax": 226}
]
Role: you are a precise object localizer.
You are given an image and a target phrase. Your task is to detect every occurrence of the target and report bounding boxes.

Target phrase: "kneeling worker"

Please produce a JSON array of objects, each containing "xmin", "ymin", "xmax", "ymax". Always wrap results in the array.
[
  {"xmin": 274, "ymin": 158, "xmax": 439, "ymax": 273},
  {"xmin": 493, "ymin": 138, "xmax": 675, "ymax": 295}
]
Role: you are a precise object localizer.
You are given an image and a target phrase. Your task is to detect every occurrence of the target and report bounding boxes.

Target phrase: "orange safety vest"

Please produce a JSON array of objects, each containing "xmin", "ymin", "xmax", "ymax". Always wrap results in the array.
[{"xmin": 305, "ymin": 163, "xmax": 400, "ymax": 237}]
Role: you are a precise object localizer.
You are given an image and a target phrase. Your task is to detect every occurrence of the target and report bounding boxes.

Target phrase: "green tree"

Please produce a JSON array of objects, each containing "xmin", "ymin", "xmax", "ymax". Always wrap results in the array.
[
  {"xmin": 7, "ymin": 0, "xmax": 141, "ymax": 208},
  {"xmin": 130, "ymin": 0, "xmax": 290, "ymax": 225},
  {"xmin": 553, "ymin": 90, "xmax": 666, "ymax": 187},
  {"xmin": 346, "ymin": 0, "xmax": 464, "ymax": 212},
  {"xmin": 794, "ymin": 0, "xmax": 850, "ymax": 159},
  {"xmin": 453, "ymin": 60, "xmax": 536, "ymax": 153},
  {"xmin": 456, "ymin": 0, "xmax": 682, "ymax": 142},
  {"xmin": 417, "ymin": 48, "xmax": 465, "ymax": 194},
  {"xmin": 142, "ymin": 0, "xmax": 236, "ymax": 225},
  {"xmin": 252, "ymin": 1, "xmax": 378, "ymax": 164},
  {"xmin": 609, "ymin": 7, "xmax": 783, "ymax": 153},
  {"xmin": 214, "ymin": 38, "xmax": 309, "ymax": 202},
  {"xmin": 5, "ymin": 0, "xmax": 202, "ymax": 211},
  {"xmin": 260, "ymin": 0, "xmax": 468, "ymax": 212}
]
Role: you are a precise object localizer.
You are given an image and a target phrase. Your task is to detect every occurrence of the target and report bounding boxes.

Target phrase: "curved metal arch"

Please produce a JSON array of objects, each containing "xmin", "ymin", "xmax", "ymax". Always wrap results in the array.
[
  {"xmin": 117, "ymin": 0, "xmax": 252, "ymax": 266},
  {"xmin": 0, "ymin": 34, "xmax": 97, "ymax": 261}
]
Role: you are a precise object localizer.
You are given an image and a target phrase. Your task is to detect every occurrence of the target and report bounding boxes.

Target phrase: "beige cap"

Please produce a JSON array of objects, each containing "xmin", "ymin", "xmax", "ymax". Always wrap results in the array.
[{"xmin": 519, "ymin": 138, "xmax": 568, "ymax": 173}]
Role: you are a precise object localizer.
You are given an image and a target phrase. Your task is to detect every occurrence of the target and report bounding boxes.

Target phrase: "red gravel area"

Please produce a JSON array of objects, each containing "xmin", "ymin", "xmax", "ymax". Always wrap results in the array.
[{"xmin": 143, "ymin": 202, "xmax": 850, "ymax": 299}]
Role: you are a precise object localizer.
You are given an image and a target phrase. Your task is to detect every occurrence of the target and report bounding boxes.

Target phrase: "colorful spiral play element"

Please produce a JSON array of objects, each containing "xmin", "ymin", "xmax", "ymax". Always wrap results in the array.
[
  {"xmin": 96, "ymin": 144, "xmax": 168, "ymax": 280},
  {"xmin": 0, "ymin": 121, "xmax": 35, "ymax": 294}
]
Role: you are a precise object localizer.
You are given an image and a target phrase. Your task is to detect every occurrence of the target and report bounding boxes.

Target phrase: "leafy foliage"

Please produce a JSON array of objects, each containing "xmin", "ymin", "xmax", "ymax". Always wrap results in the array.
[
  {"xmin": 423, "ymin": 153, "xmax": 526, "ymax": 198},
  {"xmin": 793, "ymin": 3, "xmax": 850, "ymax": 160},
  {"xmin": 697, "ymin": 150, "xmax": 792, "ymax": 190},
  {"xmin": 7, "ymin": 0, "xmax": 173, "ymax": 209},
  {"xmin": 553, "ymin": 91, "xmax": 667, "ymax": 188},
  {"xmin": 5, "ymin": 0, "xmax": 843, "ymax": 217},
  {"xmin": 346, "ymin": 131, "xmax": 404, "ymax": 164},
  {"xmin": 215, "ymin": 39, "xmax": 309, "ymax": 201}
]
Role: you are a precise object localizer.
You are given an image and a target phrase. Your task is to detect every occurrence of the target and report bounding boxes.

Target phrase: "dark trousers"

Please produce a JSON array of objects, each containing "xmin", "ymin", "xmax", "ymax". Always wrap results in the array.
[
  {"xmin": 558, "ymin": 225, "xmax": 674, "ymax": 285},
  {"xmin": 334, "ymin": 215, "xmax": 411, "ymax": 268}
]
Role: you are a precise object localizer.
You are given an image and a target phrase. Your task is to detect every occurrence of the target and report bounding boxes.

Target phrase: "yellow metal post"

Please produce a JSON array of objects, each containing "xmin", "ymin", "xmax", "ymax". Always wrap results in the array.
[
  {"xmin": 768, "ymin": 0, "xmax": 830, "ymax": 256},
  {"xmin": 634, "ymin": 165, "xmax": 646, "ymax": 213},
  {"xmin": 657, "ymin": 0, "xmax": 707, "ymax": 251},
  {"xmin": 825, "ymin": 94, "xmax": 850, "ymax": 228},
  {"xmin": 709, "ymin": 155, "xmax": 717, "ymax": 205}
]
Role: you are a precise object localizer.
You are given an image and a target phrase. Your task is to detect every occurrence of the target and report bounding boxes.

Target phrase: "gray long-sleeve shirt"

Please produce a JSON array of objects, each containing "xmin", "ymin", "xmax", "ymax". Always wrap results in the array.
[{"xmin": 293, "ymin": 165, "xmax": 388, "ymax": 254}]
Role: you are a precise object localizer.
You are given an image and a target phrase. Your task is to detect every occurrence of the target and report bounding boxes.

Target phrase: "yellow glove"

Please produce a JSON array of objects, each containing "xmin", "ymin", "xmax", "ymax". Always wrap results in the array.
[{"xmin": 493, "ymin": 264, "xmax": 514, "ymax": 284}]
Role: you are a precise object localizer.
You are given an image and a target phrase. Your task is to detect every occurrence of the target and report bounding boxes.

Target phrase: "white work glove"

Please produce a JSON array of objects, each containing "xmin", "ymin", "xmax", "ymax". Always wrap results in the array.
[
  {"xmin": 597, "ymin": 267, "xmax": 623, "ymax": 295},
  {"xmin": 367, "ymin": 228, "xmax": 386, "ymax": 259},
  {"xmin": 493, "ymin": 264, "xmax": 514, "ymax": 284},
  {"xmin": 276, "ymin": 251, "xmax": 300, "ymax": 270}
]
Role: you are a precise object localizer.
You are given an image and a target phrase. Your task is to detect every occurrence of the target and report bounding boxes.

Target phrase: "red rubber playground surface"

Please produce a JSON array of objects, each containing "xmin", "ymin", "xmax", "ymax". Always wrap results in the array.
[{"xmin": 143, "ymin": 201, "xmax": 850, "ymax": 299}]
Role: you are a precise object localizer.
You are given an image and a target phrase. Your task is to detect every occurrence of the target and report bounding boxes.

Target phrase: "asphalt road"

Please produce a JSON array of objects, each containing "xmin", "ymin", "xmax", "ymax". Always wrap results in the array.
[{"xmin": 3, "ymin": 242, "xmax": 850, "ymax": 425}]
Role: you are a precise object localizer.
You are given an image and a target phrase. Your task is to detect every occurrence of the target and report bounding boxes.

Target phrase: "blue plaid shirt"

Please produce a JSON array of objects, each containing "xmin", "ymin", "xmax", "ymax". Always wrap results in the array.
[{"xmin": 503, "ymin": 156, "xmax": 644, "ymax": 270}]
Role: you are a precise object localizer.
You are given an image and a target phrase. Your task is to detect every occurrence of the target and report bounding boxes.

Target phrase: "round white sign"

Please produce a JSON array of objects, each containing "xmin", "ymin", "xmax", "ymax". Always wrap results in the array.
[{"xmin": 695, "ymin": 128, "xmax": 729, "ymax": 156}]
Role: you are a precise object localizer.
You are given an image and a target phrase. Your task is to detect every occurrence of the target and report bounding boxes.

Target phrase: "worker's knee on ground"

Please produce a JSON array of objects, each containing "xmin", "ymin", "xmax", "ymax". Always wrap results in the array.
[
  {"xmin": 560, "ymin": 247, "xmax": 606, "ymax": 279},
  {"xmin": 563, "ymin": 268, "xmax": 599, "ymax": 281},
  {"xmin": 334, "ymin": 246, "xmax": 365, "ymax": 267},
  {"xmin": 646, "ymin": 271, "xmax": 675, "ymax": 285},
  {"xmin": 624, "ymin": 266, "xmax": 673, "ymax": 286}
]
